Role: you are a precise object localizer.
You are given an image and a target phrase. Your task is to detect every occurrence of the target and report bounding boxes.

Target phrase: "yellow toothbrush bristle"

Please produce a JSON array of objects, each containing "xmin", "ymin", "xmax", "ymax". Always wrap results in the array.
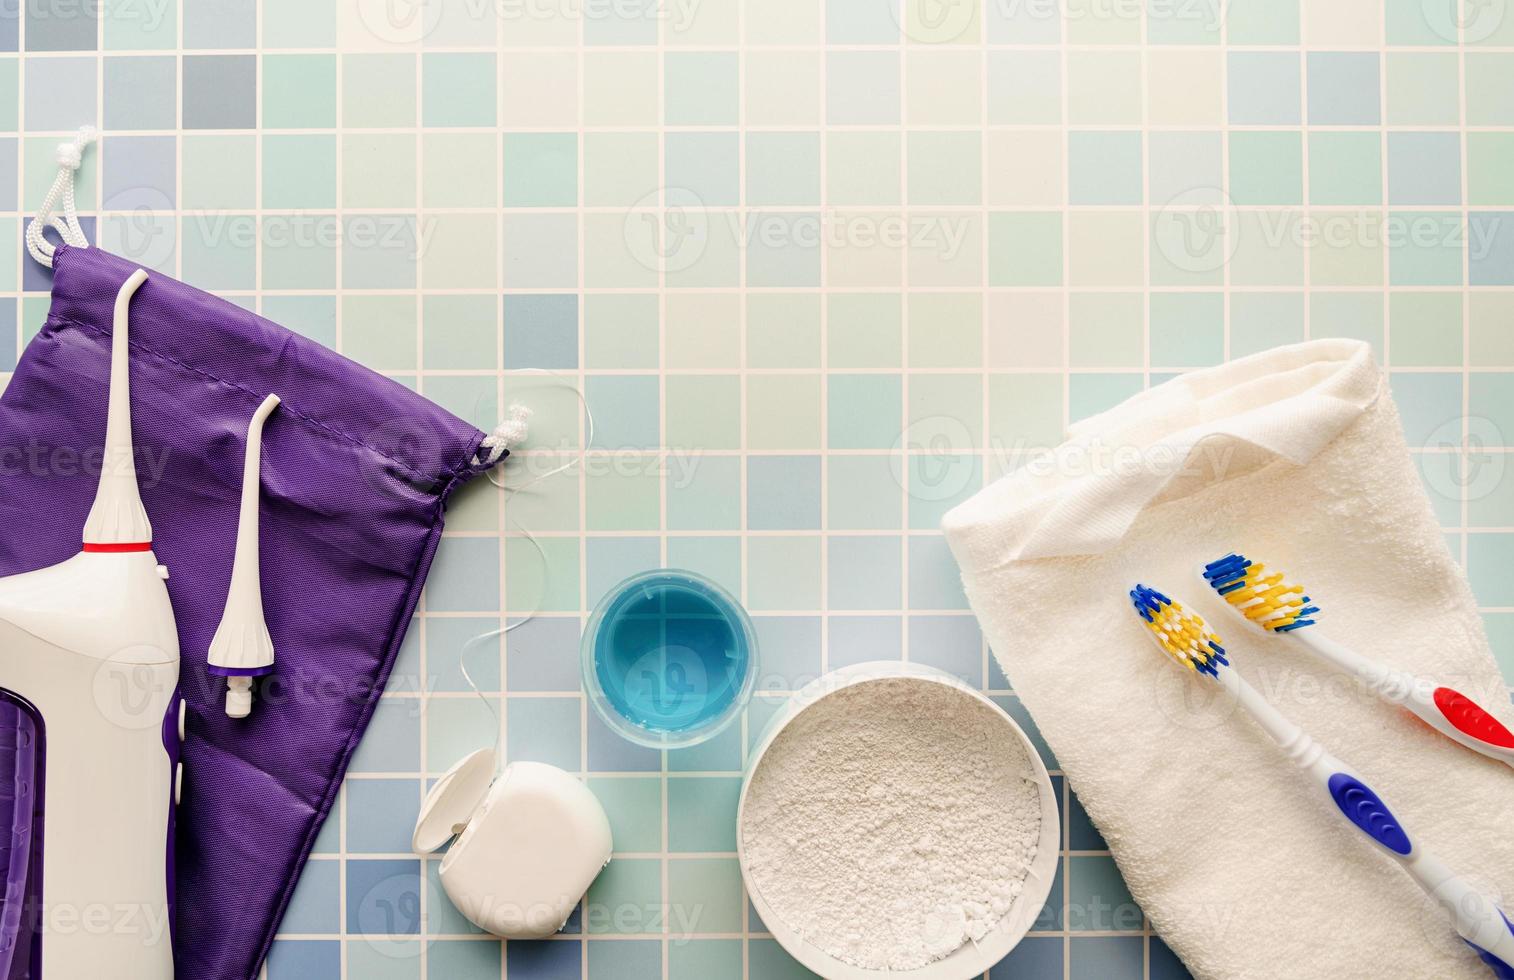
[
  {"xmin": 1129, "ymin": 585, "xmax": 1229, "ymax": 677},
  {"xmin": 1201, "ymin": 554, "xmax": 1319, "ymax": 633}
]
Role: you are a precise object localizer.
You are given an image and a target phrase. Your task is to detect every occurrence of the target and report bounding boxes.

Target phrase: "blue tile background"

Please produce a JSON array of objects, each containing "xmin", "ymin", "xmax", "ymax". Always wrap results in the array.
[{"xmin": 4, "ymin": 0, "xmax": 1511, "ymax": 977}]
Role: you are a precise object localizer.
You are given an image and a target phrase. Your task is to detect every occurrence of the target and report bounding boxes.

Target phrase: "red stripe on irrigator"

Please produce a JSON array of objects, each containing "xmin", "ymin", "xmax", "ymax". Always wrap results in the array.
[
  {"xmin": 82, "ymin": 541, "xmax": 153, "ymax": 553},
  {"xmin": 1434, "ymin": 687, "xmax": 1514, "ymax": 749}
]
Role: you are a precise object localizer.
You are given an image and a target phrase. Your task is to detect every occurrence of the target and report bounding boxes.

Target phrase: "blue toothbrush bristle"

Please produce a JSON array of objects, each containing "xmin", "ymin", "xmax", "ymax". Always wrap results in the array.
[
  {"xmin": 1129, "ymin": 584, "xmax": 1172, "ymax": 623},
  {"xmin": 1202, "ymin": 553, "xmax": 1251, "ymax": 592},
  {"xmin": 1201, "ymin": 551, "xmax": 1320, "ymax": 633},
  {"xmin": 1129, "ymin": 584, "xmax": 1229, "ymax": 677}
]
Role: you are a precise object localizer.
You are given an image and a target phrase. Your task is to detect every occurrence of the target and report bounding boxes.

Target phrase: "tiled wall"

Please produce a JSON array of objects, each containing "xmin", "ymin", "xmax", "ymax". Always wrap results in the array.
[{"xmin": 4, "ymin": 0, "xmax": 1513, "ymax": 978}]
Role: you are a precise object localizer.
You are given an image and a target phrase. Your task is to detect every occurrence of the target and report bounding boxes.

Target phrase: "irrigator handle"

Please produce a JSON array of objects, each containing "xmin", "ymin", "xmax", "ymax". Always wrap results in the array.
[
  {"xmin": 83, "ymin": 268, "xmax": 153, "ymax": 548},
  {"xmin": 207, "ymin": 394, "xmax": 280, "ymax": 719}
]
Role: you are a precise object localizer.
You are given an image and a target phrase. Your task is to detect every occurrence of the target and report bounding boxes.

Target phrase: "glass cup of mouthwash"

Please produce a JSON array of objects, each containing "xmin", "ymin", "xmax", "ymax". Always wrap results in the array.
[{"xmin": 582, "ymin": 569, "xmax": 758, "ymax": 749}]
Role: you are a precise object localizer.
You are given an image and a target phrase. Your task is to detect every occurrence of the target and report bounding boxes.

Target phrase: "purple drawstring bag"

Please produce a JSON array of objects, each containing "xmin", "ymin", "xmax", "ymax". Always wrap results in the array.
[{"xmin": 0, "ymin": 240, "xmax": 502, "ymax": 979}]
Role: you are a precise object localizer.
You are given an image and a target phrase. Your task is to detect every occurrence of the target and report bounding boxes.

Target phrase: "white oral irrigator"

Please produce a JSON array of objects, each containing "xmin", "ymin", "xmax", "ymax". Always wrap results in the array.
[
  {"xmin": 207, "ymin": 394, "xmax": 279, "ymax": 719},
  {"xmin": 0, "ymin": 269, "xmax": 180, "ymax": 979}
]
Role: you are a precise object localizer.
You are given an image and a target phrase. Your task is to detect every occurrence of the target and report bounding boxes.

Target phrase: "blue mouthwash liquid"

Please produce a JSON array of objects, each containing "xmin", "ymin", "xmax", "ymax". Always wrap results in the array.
[{"xmin": 592, "ymin": 572, "xmax": 751, "ymax": 735}]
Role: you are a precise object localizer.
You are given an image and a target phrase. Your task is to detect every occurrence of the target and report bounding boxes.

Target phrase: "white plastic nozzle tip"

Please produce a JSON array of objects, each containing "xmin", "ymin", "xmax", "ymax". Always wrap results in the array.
[
  {"xmin": 225, "ymin": 678, "xmax": 253, "ymax": 719},
  {"xmin": 83, "ymin": 268, "xmax": 154, "ymax": 547},
  {"xmin": 207, "ymin": 394, "xmax": 280, "ymax": 679}
]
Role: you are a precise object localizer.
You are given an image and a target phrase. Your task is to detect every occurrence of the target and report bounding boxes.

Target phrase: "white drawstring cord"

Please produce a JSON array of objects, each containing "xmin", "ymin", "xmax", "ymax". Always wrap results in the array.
[
  {"xmin": 478, "ymin": 402, "xmax": 533, "ymax": 465},
  {"xmin": 483, "ymin": 371, "xmax": 595, "ymax": 493},
  {"xmin": 26, "ymin": 126, "xmax": 97, "ymax": 268}
]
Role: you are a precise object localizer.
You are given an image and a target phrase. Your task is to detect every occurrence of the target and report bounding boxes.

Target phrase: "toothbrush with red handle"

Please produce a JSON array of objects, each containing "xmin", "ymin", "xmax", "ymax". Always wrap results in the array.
[{"xmin": 1201, "ymin": 553, "xmax": 1514, "ymax": 769}]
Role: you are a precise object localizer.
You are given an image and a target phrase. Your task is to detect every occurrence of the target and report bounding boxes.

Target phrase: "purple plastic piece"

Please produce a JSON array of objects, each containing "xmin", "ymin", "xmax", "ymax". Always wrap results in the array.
[
  {"xmin": 0, "ymin": 689, "xmax": 44, "ymax": 980},
  {"xmin": 204, "ymin": 665, "xmax": 275, "ymax": 678},
  {"xmin": 0, "ymin": 246, "xmax": 497, "ymax": 980},
  {"xmin": 160, "ymin": 690, "xmax": 182, "ymax": 949},
  {"xmin": 1467, "ymin": 913, "xmax": 1514, "ymax": 978}
]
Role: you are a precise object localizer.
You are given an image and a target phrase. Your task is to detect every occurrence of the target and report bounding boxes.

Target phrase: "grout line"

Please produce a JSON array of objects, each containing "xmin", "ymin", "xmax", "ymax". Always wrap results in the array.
[
  {"xmin": 897, "ymin": 0, "xmax": 911, "ymax": 671},
  {"xmin": 1299, "ymin": 11, "xmax": 1311, "ymax": 344},
  {"xmin": 1137, "ymin": 9, "xmax": 1154, "ymax": 966},
  {"xmin": 1379, "ymin": 15, "xmax": 1391, "ymax": 383},
  {"xmin": 17, "ymin": 6, "xmax": 1514, "ymax": 980},
  {"xmin": 1058, "ymin": 17, "xmax": 1071, "ymax": 980},
  {"xmin": 735, "ymin": 3, "xmax": 752, "ymax": 976},
  {"xmin": 1140, "ymin": 13, "xmax": 1151, "ymax": 400},
  {"xmin": 1459, "ymin": 8, "xmax": 1473, "ymax": 574},
  {"xmin": 574, "ymin": 6, "xmax": 590, "ymax": 980},
  {"xmin": 412, "ymin": 29, "xmax": 431, "ymax": 980},
  {"xmin": 1218, "ymin": 0, "xmax": 1232, "ymax": 361},
  {"xmin": 654, "ymin": 15, "xmax": 672, "ymax": 980},
  {"xmin": 20, "ymin": 42, "xmax": 1514, "ymax": 56},
  {"xmin": 494, "ymin": 17, "xmax": 518, "ymax": 792}
]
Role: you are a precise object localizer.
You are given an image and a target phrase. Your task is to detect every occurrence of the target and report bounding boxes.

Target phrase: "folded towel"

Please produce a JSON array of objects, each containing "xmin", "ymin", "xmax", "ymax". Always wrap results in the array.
[{"xmin": 943, "ymin": 339, "xmax": 1514, "ymax": 980}]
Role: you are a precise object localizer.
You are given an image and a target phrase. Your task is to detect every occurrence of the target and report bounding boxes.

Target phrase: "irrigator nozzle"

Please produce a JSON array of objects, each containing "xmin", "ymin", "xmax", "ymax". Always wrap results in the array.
[
  {"xmin": 207, "ymin": 393, "xmax": 280, "ymax": 719},
  {"xmin": 82, "ymin": 268, "xmax": 153, "ymax": 548}
]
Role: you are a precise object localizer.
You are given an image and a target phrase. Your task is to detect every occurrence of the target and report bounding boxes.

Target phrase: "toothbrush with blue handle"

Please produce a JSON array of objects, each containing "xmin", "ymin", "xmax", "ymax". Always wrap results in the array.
[
  {"xmin": 1201, "ymin": 553, "xmax": 1514, "ymax": 770},
  {"xmin": 1131, "ymin": 584, "xmax": 1514, "ymax": 976}
]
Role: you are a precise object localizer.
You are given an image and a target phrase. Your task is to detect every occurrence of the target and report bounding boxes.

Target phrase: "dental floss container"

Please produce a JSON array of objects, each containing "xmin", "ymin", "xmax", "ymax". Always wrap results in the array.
[
  {"xmin": 0, "ymin": 268, "xmax": 180, "ymax": 979},
  {"xmin": 207, "ymin": 394, "xmax": 280, "ymax": 718},
  {"xmin": 412, "ymin": 749, "xmax": 613, "ymax": 940}
]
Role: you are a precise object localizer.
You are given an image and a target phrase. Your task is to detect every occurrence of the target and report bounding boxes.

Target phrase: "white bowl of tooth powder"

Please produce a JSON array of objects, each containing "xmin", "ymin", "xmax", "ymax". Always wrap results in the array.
[{"xmin": 738, "ymin": 661, "xmax": 1060, "ymax": 980}]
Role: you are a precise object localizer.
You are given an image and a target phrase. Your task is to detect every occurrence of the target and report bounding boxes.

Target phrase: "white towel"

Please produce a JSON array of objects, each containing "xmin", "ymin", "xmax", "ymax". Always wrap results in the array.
[{"xmin": 943, "ymin": 339, "xmax": 1514, "ymax": 980}]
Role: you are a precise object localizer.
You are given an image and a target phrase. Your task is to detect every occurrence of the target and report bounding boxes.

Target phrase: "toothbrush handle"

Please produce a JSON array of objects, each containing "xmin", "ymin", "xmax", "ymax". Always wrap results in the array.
[
  {"xmin": 1422, "ymin": 686, "xmax": 1514, "ymax": 766},
  {"xmin": 1298, "ymin": 632, "xmax": 1514, "ymax": 769},
  {"xmin": 1407, "ymin": 852, "xmax": 1514, "ymax": 977},
  {"xmin": 1222, "ymin": 671, "xmax": 1514, "ymax": 975},
  {"xmin": 1306, "ymin": 750, "xmax": 1514, "ymax": 975}
]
